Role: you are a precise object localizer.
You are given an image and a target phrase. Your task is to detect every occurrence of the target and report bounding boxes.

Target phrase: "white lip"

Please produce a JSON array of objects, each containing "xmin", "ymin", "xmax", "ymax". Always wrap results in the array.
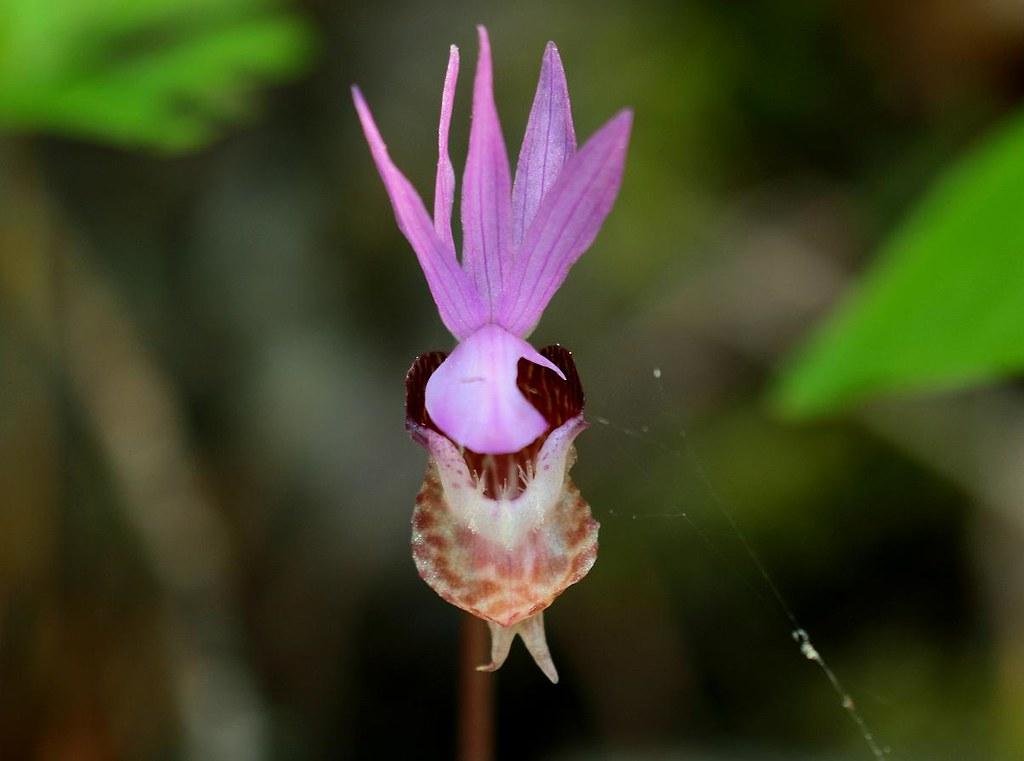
[
  {"xmin": 416, "ymin": 415, "xmax": 587, "ymax": 546},
  {"xmin": 410, "ymin": 412, "xmax": 599, "ymax": 631}
]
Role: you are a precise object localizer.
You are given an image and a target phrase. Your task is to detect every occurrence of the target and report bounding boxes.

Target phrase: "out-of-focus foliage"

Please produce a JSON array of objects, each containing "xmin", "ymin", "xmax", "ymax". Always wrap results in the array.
[
  {"xmin": 0, "ymin": 0, "xmax": 314, "ymax": 150},
  {"xmin": 774, "ymin": 108, "xmax": 1024, "ymax": 417}
]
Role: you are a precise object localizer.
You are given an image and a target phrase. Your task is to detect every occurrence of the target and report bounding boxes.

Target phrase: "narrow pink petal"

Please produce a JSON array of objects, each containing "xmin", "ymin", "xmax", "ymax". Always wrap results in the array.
[
  {"xmin": 511, "ymin": 42, "xmax": 576, "ymax": 249},
  {"xmin": 352, "ymin": 86, "xmax": 486, "ymax": 338},
  {"xmin": 498, "ymin": 110, "xmax": 633, "ymax": 337},
  {"xmin": 434, "ymin": 45, "xmax": 459, "ymax": 248},
  {"xmin": 461, "ymin": 26, "xmax": 513, "ymax": 317},
  {"xmin": 424, "ymin": 324, "xmax": 564, "ymax": 455}
]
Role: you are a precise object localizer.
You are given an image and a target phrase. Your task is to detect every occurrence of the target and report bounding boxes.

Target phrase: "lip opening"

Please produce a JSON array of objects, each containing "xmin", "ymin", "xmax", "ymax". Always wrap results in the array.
[{"xmin": 405, "ymin": 343, "xmax": 585, "ymax": 499}]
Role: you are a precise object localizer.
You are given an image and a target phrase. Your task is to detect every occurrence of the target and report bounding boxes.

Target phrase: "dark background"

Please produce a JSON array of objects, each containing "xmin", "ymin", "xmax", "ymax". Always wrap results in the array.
[{"xmin": 2, "ymin": 1, "xmax": 1024, "ymax": 759}]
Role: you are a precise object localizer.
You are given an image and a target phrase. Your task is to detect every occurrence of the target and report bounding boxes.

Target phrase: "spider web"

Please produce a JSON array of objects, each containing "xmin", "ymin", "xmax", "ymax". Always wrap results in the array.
[{"xmin": 587, "ymin": 365, "xmax": 891, "ymax": 760}]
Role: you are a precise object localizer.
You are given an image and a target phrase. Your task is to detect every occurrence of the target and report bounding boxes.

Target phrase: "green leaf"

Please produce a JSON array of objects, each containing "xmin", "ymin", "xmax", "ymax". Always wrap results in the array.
[
  {"xmin": 0, "ymin": 0, "xmax": 314, "ymax": 151},
  {"xmin": 772, "ymin": 109, "xmax": 1024, "ymax": 418}
]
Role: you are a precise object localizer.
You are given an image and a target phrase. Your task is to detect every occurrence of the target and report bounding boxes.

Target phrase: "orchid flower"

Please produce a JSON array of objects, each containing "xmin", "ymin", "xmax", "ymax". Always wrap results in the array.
[{"xmin": 353, "ymin": 26, "xmax": 631, "ymax": 683}]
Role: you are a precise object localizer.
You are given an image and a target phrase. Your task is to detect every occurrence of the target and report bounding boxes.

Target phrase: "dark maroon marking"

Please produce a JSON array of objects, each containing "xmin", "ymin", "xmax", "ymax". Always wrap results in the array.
[
  {"xmin": 431, "ymin": 557, "xmax": 465, "ymax": 590},
  {"xmin": 563, "ymin": 497, "xmax": 597, "ymax": 547},
  {"xmin": 405, "ymin": 351, "xmax": 447, "ymax": 433},
  {"xmin": 564, "ymin": 518, "xmax": 591, "ymax": 548},
  {"xmin": 412, "ymin": 509, "xmax": 435, "ymax": 532},
  {"xmin": 517, "ymin": 344, "xmax": 585, "ymax": 428},
  {"xmin": 462, "ymin": 577, "xmax": 502, "ymax": 608},
  {"xmin": 460, "ymin": 441, "xmax": 543, "ymax": 500},
  {"xmin": 404, "ymin": 345, "xmax": 586, "ymax": 499},
  {"xmin": 424, "ymin": 534, "xmax": 448, "ymax": 551},
  {"xmin": 453, "ymin": 525, "xmax": 476, "ymax": 546}
]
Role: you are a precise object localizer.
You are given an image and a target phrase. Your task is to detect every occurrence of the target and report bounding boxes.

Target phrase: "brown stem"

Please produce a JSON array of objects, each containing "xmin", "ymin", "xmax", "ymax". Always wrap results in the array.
[{"xmin": 457, "ymin": 614, "xmax": 495, "ymax": 761}]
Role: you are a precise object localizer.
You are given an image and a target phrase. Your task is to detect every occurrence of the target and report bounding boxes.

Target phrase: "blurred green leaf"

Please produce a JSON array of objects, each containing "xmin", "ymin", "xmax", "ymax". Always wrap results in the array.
[
  {"xmin": 772, "ymin": 109, "xmax": 1024, "ymax": 417},
  {"xmin": 0, "ymin": 0, "xmax": 314, "ymax": 150}
]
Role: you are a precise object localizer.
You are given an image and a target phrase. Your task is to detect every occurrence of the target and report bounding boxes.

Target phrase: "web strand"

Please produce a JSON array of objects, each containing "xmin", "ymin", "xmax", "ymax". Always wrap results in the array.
[{"xmin": 591, "ymin": 367, "xmax": 891, "ymax": 760}]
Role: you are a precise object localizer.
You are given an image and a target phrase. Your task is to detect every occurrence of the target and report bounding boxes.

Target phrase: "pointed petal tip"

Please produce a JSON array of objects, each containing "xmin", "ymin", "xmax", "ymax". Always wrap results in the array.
[
  {"xmin": 540, "ymin": 41, "xmax": 567, "ymax": 79},
  {"xmin": 463, "ymin": 20, "xmax": 512, "ymax": 317},
  {"xmin": 350, "ymin": 77, "xmax": 486, "ymax": 338},
  {"xmin": 351, "ymin": 86, "xmax": 376, "ymax": 128},
  {"xmin": 443, "ymin": 45, "xmax": 459, "ymax": 77},
  {"xmin": 351, "ymin": 86, "xmax": 390, "ymax": 155},
  {"xmin": 477, "ymin": 614, "xmax": 561, "ymax": 683},
  {"xmin": 350, "ymin": 86, "xmax": 375, "ymax": 135},
  {"xmin": 517, "ymin": 612, "xmax": 560, "ymax": 684},
  {"xmin": 499, "ymin": 104, "xmax": 632, "ymax": 334},
  {"xmin": 475, "ymin": 26, "xmax": 493, "ymax": 66},
  {"xmin": 542, "ymin": 663, "xmax": 560, "ymax": 684},
  {"xmin": 434, "ymin": 43, "xmax": 460, "ymax": 246},
  {"xmin": 474, "ymin": 658, "xmax": 557, "ymax": 681},
  {"xmin": 477, "ymin": 650, "xmax": 557, "ymax": 682},
  {"xmin": 445, "ymin": 44, "xmax": 460, "ymax": 69},
  {"xmin": 599, "ymin": 108, "xmax": 634, "ymax": 145},
  {"xmin": 476, "ymin": 25, "xmax": 491, "ymax": 49}
]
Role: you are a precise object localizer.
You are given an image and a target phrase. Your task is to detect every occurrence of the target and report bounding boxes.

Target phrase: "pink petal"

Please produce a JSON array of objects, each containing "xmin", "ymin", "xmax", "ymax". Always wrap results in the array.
[
  {"xmin": 511, "ymin": 42, "xmax": 576, "ymax": 249},
  {"xmin": 352, "ymin": 86, "xmax": 486, "ymax": 339},
  {"xmin": 424, "ymin": 324, "xmax": 564, "ymax": 454},
  {"xmin": 461, "ymin": 26, "xmax": 513, "ymax": 317},
  {"xmin": 498, "ymin": 110, "xmax": 632, "ymax": 337},
  {"xmin": 434, "ymin": 45, "xmax": 459, "ymax": 249}
]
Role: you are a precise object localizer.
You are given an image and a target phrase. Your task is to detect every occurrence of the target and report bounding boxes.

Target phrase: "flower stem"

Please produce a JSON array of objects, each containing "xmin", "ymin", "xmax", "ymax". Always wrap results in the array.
[{"xmin": 457, "ymin": 613, "xmax": 494, "ymax": 761}]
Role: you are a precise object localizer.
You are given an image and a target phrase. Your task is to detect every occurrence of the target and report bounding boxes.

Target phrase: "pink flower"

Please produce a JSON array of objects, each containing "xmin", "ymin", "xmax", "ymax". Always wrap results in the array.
[{"xmin": 353, "ymin": 26, "xmax": 631, "ymax": 682}]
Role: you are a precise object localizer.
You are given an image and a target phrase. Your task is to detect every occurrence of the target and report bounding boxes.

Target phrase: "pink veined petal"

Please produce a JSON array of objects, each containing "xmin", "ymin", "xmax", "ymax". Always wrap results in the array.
[
  {"xmin": 511, "ymin": 41, "xmax": 576, "ymax": 250},
  {"xmin": 352, "ymin": 86, "xmax": 486, "ymax": 339},
  {"xmin": 434, "ymin": 45, "xmax": 459, "ymax": 248},
  {"xmin": 498, "ymin": 110, "xmax": 633, "ymax": 337},
  {"xmin": 461, "ymin": 25, "xmax": 513, "ymax": 318},
  {"xmin": 424, "ymin": 324, "xmax": 565, "ymax": 455}
]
